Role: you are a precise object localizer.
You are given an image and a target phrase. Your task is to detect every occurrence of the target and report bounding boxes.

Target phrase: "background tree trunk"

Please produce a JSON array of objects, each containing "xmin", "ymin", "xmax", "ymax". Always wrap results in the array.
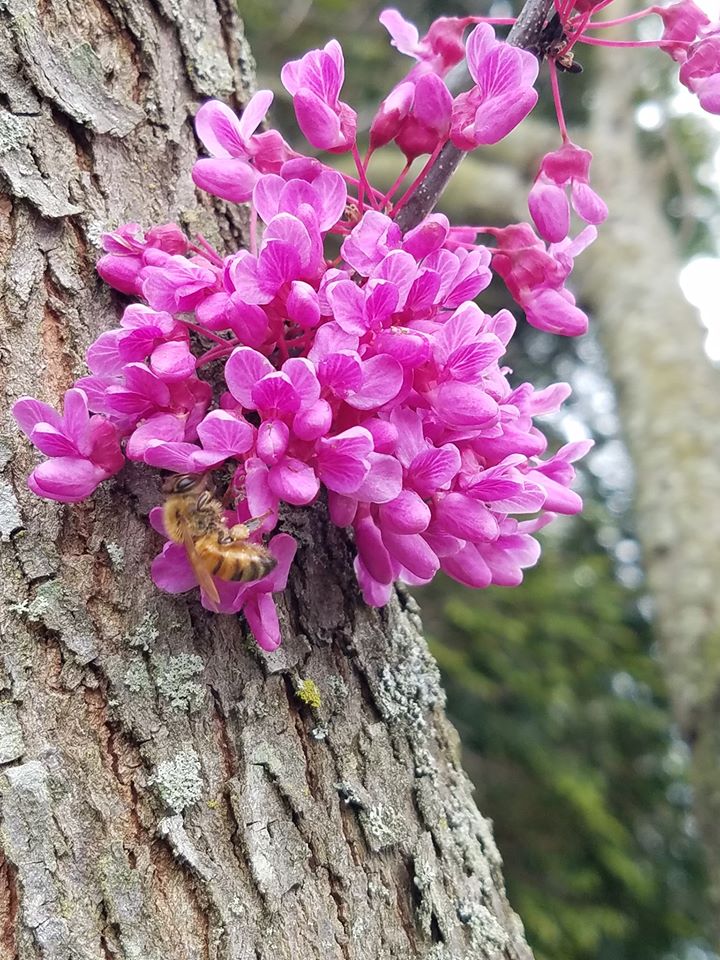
[
  {"xmin": 582, "ymin": 35, "xmax": 720, "ymax": 940},
  {"xmin": 0, "ymin": 2, "xmax": 531, "ymax": 957}
]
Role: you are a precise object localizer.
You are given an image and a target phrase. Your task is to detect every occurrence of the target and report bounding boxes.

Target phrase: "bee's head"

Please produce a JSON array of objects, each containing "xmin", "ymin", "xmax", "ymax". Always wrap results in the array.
[{"xmin": 162, "ymin": 473, "xmax": 209, "ymax": 495}]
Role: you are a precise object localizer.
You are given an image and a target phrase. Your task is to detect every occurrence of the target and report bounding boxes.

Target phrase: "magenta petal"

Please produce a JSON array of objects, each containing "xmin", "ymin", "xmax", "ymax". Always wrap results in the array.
[
  {"xmin": 431, "ymin": 381, "xmax": 498, "ymax": 427},
  {"xmin": 529, "ymin": 180, "xmax": 570, "ymax": 243},
  {"xmin": 365, "ymin": 280, "xmax": 399, "ymax": 326},
  {"xmin": 244, "ymin": 593, "xmax": 282, "ymax": 651},
  {"xmin": 257, "ymin": 419, "xmax": 290, "ymax": 465},
  {"xmin": 253, "ymin": 173, "xmax": 285, "ymax": 223},
  {"xmin": 283, "ymin": 357, "xmax": 321, "ymax": 406},
  {"xmin": 192, "ymin": 158, "xmax": 259, "ymax": 203},
  {"xmin": 407, "ymin": 444, "xmax": 461, "ymax": 497},
  {"xmin": 441, "ymin": 542, "xmax": 493, "ymax": 588},
  {"xmin": 195, "ymin": 100, "xmax": 247, "ymax": 157},
  {"xmin": 571, "ymin": 182, "xmax": 608, "ymax": 226},
  {"xmin": 354, "ymin": 514, "xmax": 394, "ymax": 584},
  {"xmin": 197, "ymin": 410, "xmax": 254, "ymax": 455},
  {"xmin": 484, "ymin": 533, "xmax": 541, "ymax": 585},
  {"xmin": 29, "ymin": 425, "xmax": 79, "ymax": 458},
  {"xmin": 435, "ymin": 492, "xmax": 499, "ymax": 542},
  {"xmin": 327, "ymin": 281, "xmax": 368, "ymax": 335},
  {"xmin": 238, "ymin": 89, "xmax": 275, "ymax": 140},
  {"xmin": 286, "ymin": 281, "xmax": 321, "ymax": 329},
  {"xmin": 28, "ymin": 457, "xmax": 106, "ymax": 503},
  {"xmin": 346, "ymin": 355, "xmax": 403, "ymax": 410},
  {"xmin": 151, "ymin": 542, "xmax": 198, "ymax": 593},
  {"xmin": 225, "ymin": 347, "xmax": 274, "ymax": 406},
  {"xmin": 328, "ymin": 490, "xmax": 357, "ymax": 527},
  {"xmin": 87, "ymin": 330, "xmax": 126, "ymax": 375},
  {"xmin": 382, "ymin": 530, "xmax": 438, "ymax": 581},
  {"xmin": 267, "ymin": 457, "xmax": 319, "ymax": 505},
  {"xmin": 312, "ymin": 170, "xmax": 347, "ymax": 229},
  {"xmin": 524, "ymin": 289, "xmax": 588, "ymax": 337},
  {"xmin": 351, "ymin": 452, "xmax": 403, "ymax": 503},
  {"xmin": 126, "ymin": 413, "xmax": 185, "ymax": 461},
  {"xmin": 317, "ymin": 427, "xmax": 373, "ymax": 494},
  {"xmin": 258, "ymin": 241, "xmax": 303, "ymax": 293},
  {"xmin": 144, "ymin": 442, "xmax": 221, "ymax": 473},
  {"xmin": 372, "ymin": 251, "xmax": 416, "ymax": 307},
  {"xmin": 293, "ymin": 399, "xmax": 332, "ymax": 441},
  {"xmin": 294, "ymin": 89, "xmax": 344, "ymax": 151},
  {"xmin": 150, "ymin": 340, "xmax": 196, "ymax": 383},
  {"xmin": 354, "ymin": 555, "xmax": 394, "ymax": 607},
  {"xmin": 13, "ymin": 397, "xmax": 63, "ymax": 435},
  {"xmin": 378, "ymin": 489, "xmax": 431, "ymax": 534},
  {"xmin": 318, "ymin": 352, "xmax": 363, "ymax": 396},
  {"xmin": 252, "ymin": 372, "xmax": 301, "ymax": 415},
  {"xmin": 62, "ymin": 389, "xmax": 91, "ymax": 450},
  {"xmin": 264, "ymin": 532, "xmax": 297, "ymax": 592}
]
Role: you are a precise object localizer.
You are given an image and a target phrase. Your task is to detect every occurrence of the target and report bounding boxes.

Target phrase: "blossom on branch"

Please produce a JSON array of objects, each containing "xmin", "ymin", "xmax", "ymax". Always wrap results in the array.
[{"xmin": 20, "ymin": 1, "xmax": 718, "ymax": 649}]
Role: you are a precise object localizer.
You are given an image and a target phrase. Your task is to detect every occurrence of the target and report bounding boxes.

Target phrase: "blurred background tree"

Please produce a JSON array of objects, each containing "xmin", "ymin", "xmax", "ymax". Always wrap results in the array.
[{"xmin": 240, "ymin": 1, "xmax": 719, "ymax": 956}]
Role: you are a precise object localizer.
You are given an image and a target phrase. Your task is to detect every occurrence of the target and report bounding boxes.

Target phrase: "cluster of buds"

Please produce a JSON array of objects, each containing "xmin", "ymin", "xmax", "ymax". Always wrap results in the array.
[{"xmin": 14, "ymin": 3, "xmax": 720, "ymax": 650}]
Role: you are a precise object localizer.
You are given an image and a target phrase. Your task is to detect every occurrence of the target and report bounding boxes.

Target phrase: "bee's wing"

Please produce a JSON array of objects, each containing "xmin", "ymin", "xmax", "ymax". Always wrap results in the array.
[{"xmin": 182, "ymin": 528, "xmax": 221, "ymax": 607}]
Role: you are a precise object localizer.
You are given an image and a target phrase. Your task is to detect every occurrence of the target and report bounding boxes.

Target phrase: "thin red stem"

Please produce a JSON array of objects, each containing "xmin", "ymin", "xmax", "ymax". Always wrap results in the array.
[
  {"xmin": 181, "ymin": 319, "xmax": 233, "ymax": 347},
  {"xmin": 193, "ymin": 234, "xmax": 224, "ymax": 267},
  {"xmin": 548, "ymin": 60, "xmax": 569, "ymax": 143},
  {"xmin": 352, "ymin": 143, "xmax": 377, "ymax": 212},
  {"xmin": 339, "ymin": 171, "xmax": 386, "ymax": 203},
  {"xmin": 196, "ymin": 342, "xmax": 236, "ymax": 367},
  {"xmin": 585, "ymin": 7, "xmax": 658, "ymax": 28},
  {"xmin": 382, "ymin": 160, "xmax": 412, "ymax": 207},
  {"xmin": 390, "ymin": 143, "xmax": 444, "ymax": 217},
  {"xmin": 578, "ymin": 34, "xmax": 682, "ymax": 48}
]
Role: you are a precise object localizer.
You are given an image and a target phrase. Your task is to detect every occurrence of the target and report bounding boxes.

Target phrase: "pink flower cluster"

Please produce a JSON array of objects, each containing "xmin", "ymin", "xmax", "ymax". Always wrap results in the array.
[
  {"xmin": 655, "ymin": 0, "xmax": 720, "ymax": 114},
  {"xmin": 23, "ymin": 9, "xmax": 683, "ymax": 652}
]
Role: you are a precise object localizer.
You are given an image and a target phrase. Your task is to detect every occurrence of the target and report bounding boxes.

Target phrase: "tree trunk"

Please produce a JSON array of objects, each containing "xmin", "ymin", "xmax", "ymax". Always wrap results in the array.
[
  {"xmin": 582, "ymin": 36, "xmax": 720, "ymax": 940},
  {"xmin": 0, "ymin": 3, "xmax": 531, "ymax": 958}
]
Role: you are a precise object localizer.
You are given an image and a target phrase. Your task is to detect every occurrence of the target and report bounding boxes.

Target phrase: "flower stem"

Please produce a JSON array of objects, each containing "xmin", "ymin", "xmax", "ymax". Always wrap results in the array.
[
  {"xmin": 382, "ymin": 160, "xmax": 412, "ymax": 207},
  {"xmin": 391, "ymin": 146, "xmax": 443, "ymax": 218},
  {"xmin": 585, "ymin": 7, "xmax": 658, "ymax": 29},
  {"xmin": 578, "ymin": 35, "xmax": 681, "ymax": 48},
  {"xmin": 197, "ymin": 342, "xmax": 236, "ymax": 367},
  {"xmin": 548, "ymin": 60, "xmax": 568, "ymax": 142},
  {"xmin": 181, "ymin": 320, "xmax": 233, "ymax": 347}
]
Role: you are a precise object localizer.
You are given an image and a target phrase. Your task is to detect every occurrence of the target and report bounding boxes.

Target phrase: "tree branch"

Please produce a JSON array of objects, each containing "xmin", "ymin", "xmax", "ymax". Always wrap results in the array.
[{"xmin": 394, "ymin": 0, "xmax": 555, "ymax": 233}]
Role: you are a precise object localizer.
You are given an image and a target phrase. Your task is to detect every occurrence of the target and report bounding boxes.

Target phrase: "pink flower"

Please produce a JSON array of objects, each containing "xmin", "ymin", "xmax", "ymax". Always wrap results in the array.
[
  {"xmin": 379, "ymin": 10, "xmax": 469, "ymax": 78},
  {"xmin": 192, "ymin": 93, "xmax": 295, "ymax": 203},
  {"xmin": 451, "ymin": 24, "xmax": 539, "ymax": 149},
  {"xmin": 679, "ymin": 35, "xmax": 720, "ymax": 114},
  {"xmin": 150, "ymin": 504, "xmax": 297, "ymax": 651},
  {"xmin": 489, "ymin": 223, "xmax": 591, "ymax": 336},
  {"xmin": 370, "ymin": 73, "xmax": 453, "ymax": 160},
  {"xmin": 281, "ymin": 41, "xmax": 358, "ymax": 152},
  {"xmin": 655, "ymin": 0, "xmax": 711, "ymax": 61},
  {"xmin": 13, "ymin": 389, "xmax": 124, "ymax": 502},
  {"xmin": 97, "ymin": 223, "xmax": 188, "ymax": 295},
  {"xmin": 528, "ymin": 142, "xmax": 607, "ymax": 244}
]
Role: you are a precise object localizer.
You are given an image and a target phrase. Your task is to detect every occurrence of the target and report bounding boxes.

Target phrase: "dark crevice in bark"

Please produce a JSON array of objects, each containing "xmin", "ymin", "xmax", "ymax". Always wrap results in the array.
[{"xmin": 0, "ymin": 852, "xmax": 18, "ymax": 958}]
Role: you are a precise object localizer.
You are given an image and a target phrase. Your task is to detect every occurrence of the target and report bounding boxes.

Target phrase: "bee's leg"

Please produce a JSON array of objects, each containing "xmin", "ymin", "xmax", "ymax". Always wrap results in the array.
[{"xmin": 228, "ymin": 510, "xmax": 273, "ymax": 540}]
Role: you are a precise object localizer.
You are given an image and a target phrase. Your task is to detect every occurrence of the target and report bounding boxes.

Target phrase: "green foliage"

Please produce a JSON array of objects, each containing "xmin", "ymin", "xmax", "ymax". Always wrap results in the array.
[{"xmin": 421, "ymin": 517, "xmax": 708, "ymax": 960}]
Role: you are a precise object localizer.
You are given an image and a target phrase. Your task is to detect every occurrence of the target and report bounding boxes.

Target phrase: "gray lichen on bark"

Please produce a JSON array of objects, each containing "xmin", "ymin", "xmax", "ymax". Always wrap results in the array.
[{"xmin": 0, "ymin": 1, "xmax": 532, "ymax": 957}]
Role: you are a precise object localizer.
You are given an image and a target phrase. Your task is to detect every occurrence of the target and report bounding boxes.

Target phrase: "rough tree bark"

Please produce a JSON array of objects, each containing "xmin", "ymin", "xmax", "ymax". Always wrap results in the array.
[
  {"xmin": 581, "ymin": 34, "xmax": 720, "ymax": 939},
  {"xmin": 0, "ymin": 2, "xmax": 532, "ymax": 958}
]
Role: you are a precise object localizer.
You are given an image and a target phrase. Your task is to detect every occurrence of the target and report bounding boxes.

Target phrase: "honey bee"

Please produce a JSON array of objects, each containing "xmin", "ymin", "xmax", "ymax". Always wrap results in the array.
[{"xmin": 162, "ymin": 473, "xmax": 277, "ymax": 607}]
